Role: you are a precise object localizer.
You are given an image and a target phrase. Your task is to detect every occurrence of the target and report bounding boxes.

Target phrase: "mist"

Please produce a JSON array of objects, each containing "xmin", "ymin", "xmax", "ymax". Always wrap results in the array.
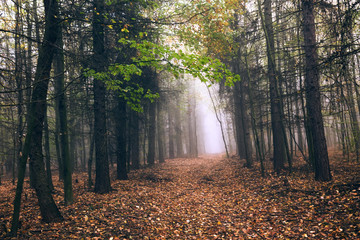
[{"xmin": 195, "ymin": 82, "xmax": 226, "ymax": 155}]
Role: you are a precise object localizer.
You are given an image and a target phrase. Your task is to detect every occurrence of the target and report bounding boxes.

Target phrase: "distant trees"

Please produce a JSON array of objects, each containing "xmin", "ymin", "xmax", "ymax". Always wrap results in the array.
[{"xmin": 175, "ymin": 0, "xmax": 360, "ymax": 180}]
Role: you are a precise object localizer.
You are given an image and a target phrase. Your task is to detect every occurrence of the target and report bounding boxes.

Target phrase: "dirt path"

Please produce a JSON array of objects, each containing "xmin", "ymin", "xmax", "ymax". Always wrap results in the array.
[{"xmin": 1, "ymin": 154, "xmax": 359, "ymax": 239}]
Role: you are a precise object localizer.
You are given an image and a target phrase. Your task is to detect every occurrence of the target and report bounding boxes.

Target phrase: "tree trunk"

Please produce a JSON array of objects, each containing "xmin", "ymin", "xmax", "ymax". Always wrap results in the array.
[
  {"xmin": 232, "ymin": 55, "xmax": 252, "ymax": 165},
  {"xmin": 233, "ymin": 81, "xmax": 246, "ymax": 158},
  {"xmin": 245, "ymin": 52, "xmax": 265, "ymax": 176},
  {"xmin": 148, "ymin": 101, "xmax": 156, "ymax": 165},
  {"xmin": 131, "ymin": 111, "xmax": 140, "ymax": 169},
  {"xmin": 187, "ymin": 86, "xmax": 198, "ymax": 158},
  {"xmin": 207, "ymin": 86, "xmax": 229, "ymax": 158},
  {"xmin": 157, "ymin": 100, "xmax": 165, "ymax": 163},
  {"xmin": 339, "ymin": 4, "xmax": 360, "ymax": 161},
  {"xmin": 259, "ymin": 0, "xmax": 287, "ymax": 173},
  {"xmin": 93, "ymin": 0, "xmax": 111, "ymax": 193},
  {"xmin": 174, "ymin": 94, "xmax": 184, "ymax": 157},
  {"xmin": 116, "ymin": 98, "xmax": 128, "ymax": 179},
  {"xmin": 15, "ymin": 0, "xmax": 24, "ymax": 186},
  {"xmin": 168, "ymin": 102, "xmax": 175, "ymax": 159},
  {"xmin": 54, "ymin": 117, "xmax": 63, "ymax": 181},
  {"xmin": 44, "ymin": 114, "xmax": 54, "ymax": 191},
  {"xmin": 88, "ymin": 128, "xmax": 95, "ymax": 188},
  {"xmin": 54, "ymin": 25, "xmax": 73, "ymax": 204},
  {"xmin": 11, "ymin": 0, "xmax": 63, "ymax": 235},
  {"xmin": 302, "ymin": 0, "xmax": 331, "ymax": 181}
]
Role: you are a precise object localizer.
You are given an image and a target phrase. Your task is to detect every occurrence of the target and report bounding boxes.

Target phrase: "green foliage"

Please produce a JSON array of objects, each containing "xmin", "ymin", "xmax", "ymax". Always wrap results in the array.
[
  {"xmin": 85, "ymin": 34, "xmax": 239, "ymax": 112},
  {"xmin": 84, "ymin": 68, "xmax": 158, "ymax": 112},
  {"xmin": 117, "ymin": 37, "xmax": 240, "ymax": 86}
]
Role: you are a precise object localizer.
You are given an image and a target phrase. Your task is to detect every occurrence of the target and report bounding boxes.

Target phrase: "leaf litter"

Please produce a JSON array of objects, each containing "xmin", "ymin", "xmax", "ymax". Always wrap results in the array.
[{"xmin": 0, "ymin": 152, "xmax": 359, "ymax": 239}]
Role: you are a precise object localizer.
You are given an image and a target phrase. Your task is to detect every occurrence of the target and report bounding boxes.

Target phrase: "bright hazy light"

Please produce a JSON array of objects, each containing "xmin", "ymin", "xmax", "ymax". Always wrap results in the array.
[{"xmin": 196, "ymin": 82, "xmax": 226, "ymax": 154}]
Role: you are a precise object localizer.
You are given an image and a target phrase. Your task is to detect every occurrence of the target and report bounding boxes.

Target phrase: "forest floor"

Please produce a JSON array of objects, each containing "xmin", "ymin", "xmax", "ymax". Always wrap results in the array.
[{"xmin": 1, "ymin": 152, "xmax": 360, "ymax": 239}]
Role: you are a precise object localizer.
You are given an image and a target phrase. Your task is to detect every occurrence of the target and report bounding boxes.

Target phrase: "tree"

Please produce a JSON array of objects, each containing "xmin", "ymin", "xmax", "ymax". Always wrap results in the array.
[
  {"xmin": 54, "ymin": 18, "xmax": 73, "ymax": 204},
  {"xmin": 258, "ymin": 0, "xmax": 288, "ymax": 173},
  {"xmin": 92, "ymin": 0, "xmax": 111, "ymax": 193},
  {"xmin": 11, "ymin": 0, "xmax": 63, "ymax": 235},
  {"xmin": 301, "ymin": 0, "xmax": 332, "ymax": 181},
  {"xmin": 116, "ymin": 98, "xmax": 128, "ymax": 180}
]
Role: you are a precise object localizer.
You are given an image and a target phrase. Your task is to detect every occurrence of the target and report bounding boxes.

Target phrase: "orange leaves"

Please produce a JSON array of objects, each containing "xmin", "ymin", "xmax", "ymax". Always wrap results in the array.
[{"xmin": 1, "ymin": 153, "xmax": 360, "ymax": 239}]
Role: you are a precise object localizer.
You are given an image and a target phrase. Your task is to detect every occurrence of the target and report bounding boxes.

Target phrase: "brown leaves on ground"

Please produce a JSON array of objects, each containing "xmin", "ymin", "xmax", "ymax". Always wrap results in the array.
[{"xmin": 1, "ymin": 152, "xmax": 360, "ymax": 239}]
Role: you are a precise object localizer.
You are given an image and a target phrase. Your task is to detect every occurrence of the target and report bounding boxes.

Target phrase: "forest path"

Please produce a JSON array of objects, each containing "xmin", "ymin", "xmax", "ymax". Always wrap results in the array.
[
  {"xmin": 122, "ymin": 154, "xmax": 251, "ymax": 238},
  {"xmin": 1, "ymin": 154, "xmax": 359, "ymax": 239}
]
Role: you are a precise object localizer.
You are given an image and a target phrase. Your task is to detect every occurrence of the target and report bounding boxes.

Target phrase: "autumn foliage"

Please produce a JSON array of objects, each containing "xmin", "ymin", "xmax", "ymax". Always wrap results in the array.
[{"xmin": 0, "ymin": 151, "xmax": 359, "ymax": 239}]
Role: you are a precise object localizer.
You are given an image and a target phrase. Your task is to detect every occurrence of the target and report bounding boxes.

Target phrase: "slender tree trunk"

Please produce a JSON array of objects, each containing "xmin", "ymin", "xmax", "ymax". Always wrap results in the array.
[
  {"xmin": 44, "ymin": 114, "xmax": 54, "ymax": 191},
  {"xmin": 54, "ymin": 116, "xmax": 63, "ymax": 180},
  {"xmin": 148, "ymin": 101, "xmax": 156, "ymax": 165},
  {"xmin": 233, "ymin": 81, "xmax": 246, "ymax": 158},
  {"xmin": 87, "ymin": 128, "xmax": 95, "ymax": 188},
  {"xmin": 168, "ymin": 101, "xmax": 175, "ymax": 159},
  {"xmin": 174, "ymin": 95, "xmax": 184, "ymax": 157},
  {"xmin": 157, "ymin": 100, "xmax": 165, "ymax": 163},
  {"xmin": 244, "ymin": 52, "xmax": 265, "ymax": 176},
  {"xmin": 339, "ymin": 4, "xmax": 359, "ymax": 161},
  {"xmin": 15, "ymin": 0, "xmax": 24, "ymax": 186},
  {"xmin": 187, "ymin": 86, "xmax": 199, "ymax": 158},
  {"xmin": 54, "ymin": 24, "xmax": 73, "ymax": 204},
  {"xmin": 302, "ymin": 0, "xmax": 331, "ymax": 181},
  {"xmin": 81, "ymin": 118, "xmax": 87, "ymax": 170},
  {"xmin": 258, "ymin": 0, "xmax": 287, "ymax": 173},
  {"xmin": 207, "ymin": 86, "xmax": 229, "ymax": 158},
  {"xmin": 131, "ymin": 111, "xmax": 140, "ymax": 169},
  {"xmin": 116, "ymin": 98, "xmax": 128, "ymax": 179}
]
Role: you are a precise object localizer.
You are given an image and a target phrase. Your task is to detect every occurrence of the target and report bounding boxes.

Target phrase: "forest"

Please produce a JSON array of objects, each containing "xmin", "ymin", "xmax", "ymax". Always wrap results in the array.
[{"xmin": 0, "ymin": 0, "xmax": 360, "ymax": 238}]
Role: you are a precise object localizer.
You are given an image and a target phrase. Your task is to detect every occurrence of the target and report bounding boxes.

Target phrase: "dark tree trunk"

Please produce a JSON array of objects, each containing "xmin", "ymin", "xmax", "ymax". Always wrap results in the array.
[
  {"xmin": 54, "ymin": 26, "xmax": 73, "ymax": 204},
  {"xmin": 260, "ymin": 0, "xmax": 287, "ymax": 173},
  {"xmin": 43, "ymin": 114, "xmax": 54, "ymax": 191},
  {"xmin": 168, "ymin": 102, "xmax": 175, "ymax": 159},
  {"xmin": 233, "ymin": 81, "xmax": 246, "ymax": 158},
  {"xmin": 93, "ymin": 0, "xmax": 111, "ymax": 193},
  {"xmin": 148, "ymin": 101, "xmax": 156, "ymax": 165},
  {"xmin": 88, "ymin": 129, "xmax": 95, "ymax": 188},
  {"xmin": 187, "ymin": 87, "xmax": 198, "ymax": 158},
  {"xmin": 302, "ymin": 0, "xmax": 332, "ymax": 181},
  {"xmin": 116, "ymin": 98, "xmax": 128, "ymax": 179},
  {"xmin": 54, "ymin": 117, "xmax": 63, "ymax": 181},
  {"xmin": 131, "ymin": 111, "xmax": 140, "ymax": 169},
  {"xmin": 15, "ymin": 0, "xmax": 24, "ymax": 186},
  {"xmin": 233, "ymin": 53, "xmax": 252, "ymax": 166},
  {"xmin": 157, "ymin": 101, "xmax": 165, "ymax": 163},
  {"xmin": 11, "ymin": 0, "xmax": 63, "ymax": 235},
  {"xmin": 174, "ymin": 95, "xmax": 184, "ymax": 157}
]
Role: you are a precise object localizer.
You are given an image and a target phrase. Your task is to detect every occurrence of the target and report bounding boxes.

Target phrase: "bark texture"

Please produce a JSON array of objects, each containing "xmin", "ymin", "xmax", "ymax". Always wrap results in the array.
[{"xmin": 302, "ymin": 0, "xmax": 332, "ymax": 181}]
